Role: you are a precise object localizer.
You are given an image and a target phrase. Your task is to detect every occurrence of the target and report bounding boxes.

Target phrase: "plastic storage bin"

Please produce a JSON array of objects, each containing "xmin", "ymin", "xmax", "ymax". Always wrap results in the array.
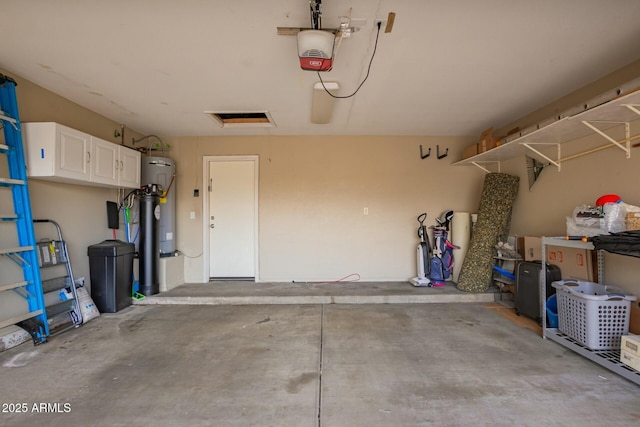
[
  {"xmin": 552, "ymin": 279, "xmax": 637, "ymax": 350},
  {"xmin": 546, "ymin": 294, "xmax": 558, "ymax": 328},
  {"xmin": 87, "ymin": 240, "xmax": 135, "ymax": 313}
]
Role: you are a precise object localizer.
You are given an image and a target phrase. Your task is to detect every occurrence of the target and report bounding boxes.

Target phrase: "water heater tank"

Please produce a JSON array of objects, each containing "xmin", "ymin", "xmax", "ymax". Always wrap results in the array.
[{"xmin": 141, "ymin": 156, "xmax": 176, "ymax": 256}]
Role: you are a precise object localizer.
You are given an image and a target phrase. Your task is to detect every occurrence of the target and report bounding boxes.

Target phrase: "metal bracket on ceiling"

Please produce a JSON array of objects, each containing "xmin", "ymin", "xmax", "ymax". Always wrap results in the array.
[
  {"xmin": 310, "ymin": 0, "xmax": 322, "ymax": 29},
  {"xmin": 470, "ymin": 161, "xmax": 500, "ymax": 173},
  {"xmin": 520, "ymin": 143, "xmax": 561, "ymax": 172}
]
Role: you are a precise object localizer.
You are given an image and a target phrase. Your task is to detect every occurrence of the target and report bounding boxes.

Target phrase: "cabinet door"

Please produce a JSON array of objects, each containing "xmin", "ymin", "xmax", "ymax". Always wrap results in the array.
[
  {"xmin": 118, "ymin": 146, "xmax": 141, "ymax": 188},
  {"xmin": 90, "ymin": 137, "xmax": 118, "ymax": 185},
  {"xmin": 55, "ymin": 125, "xmax": 91, "ymax": 181}
]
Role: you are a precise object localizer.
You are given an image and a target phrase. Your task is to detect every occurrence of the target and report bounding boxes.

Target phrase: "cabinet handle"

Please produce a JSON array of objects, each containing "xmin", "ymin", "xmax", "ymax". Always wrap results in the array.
[
  {"xmin": 120, "ymin": 160, "xmax": 124, "ymax": 170},
  {"xmin": 87, "ymin": 151, "xmax": 91, "ymax": 163}
]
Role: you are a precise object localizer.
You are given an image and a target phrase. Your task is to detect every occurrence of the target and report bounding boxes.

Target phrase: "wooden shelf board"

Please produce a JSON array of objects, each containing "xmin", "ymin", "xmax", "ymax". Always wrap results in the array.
[{"xmin": 0, "ymin": 309, "xmax": 43, "ymax": 330}]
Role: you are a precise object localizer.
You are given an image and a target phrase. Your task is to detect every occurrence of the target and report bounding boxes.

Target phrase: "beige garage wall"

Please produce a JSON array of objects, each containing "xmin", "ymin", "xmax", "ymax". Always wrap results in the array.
[
  {"xmin": 169, "ymin": 135, "xmax": 484, "ymax": 282},
  {"xmin": 1, "ymin": 69, "xmax": 141, "ymax": 321},
  {"xmin": 4, "ymin": 63, "xmax": 640, "ymax": 300},
  {"xmin": 499, "ymin": 120, "xmax": 640, "ymax": 297},
  {"xmin": 1, "ymin": 69, "xmax": 143, "ymax": 290},
  {"xmin": 494, "ymin": 59, "xmax": 640, "ymax": 297}
]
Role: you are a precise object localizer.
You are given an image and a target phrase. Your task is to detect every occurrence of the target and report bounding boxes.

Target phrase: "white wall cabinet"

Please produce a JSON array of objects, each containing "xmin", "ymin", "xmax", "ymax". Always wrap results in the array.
[
  {"xmin": 117, "ymin": 144, "xmax": 141, "ymax": 188},
  {"xmin": 23, "ymin": 122, "xmax": 141, "ymax": 189},
  {"xmin": 90, "ymin": 136, "xmax": 118, "ymax": 185},
  {"xmin": 24, "ymin": 122, "xmax": 99, "ymax": 185}
]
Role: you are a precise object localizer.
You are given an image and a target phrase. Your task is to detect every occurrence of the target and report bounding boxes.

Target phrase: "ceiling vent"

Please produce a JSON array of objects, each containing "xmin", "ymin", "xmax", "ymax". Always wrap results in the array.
[{"xmin": 205, "ymin": 111, "xmax": 276, "ymax": 128}]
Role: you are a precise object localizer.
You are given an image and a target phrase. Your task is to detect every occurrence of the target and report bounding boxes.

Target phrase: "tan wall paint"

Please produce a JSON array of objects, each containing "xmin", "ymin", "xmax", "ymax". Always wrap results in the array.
[
  {"xmin": 3, "ymin": 64, "xmax": 639, "ymax": 301},
  {"xmin": 490, "ymin": 59, "xmax": 640, "ymax": 297},
  {"xmin": 496, "ymin": 59, "xmax": 640, "ymax": 137},
  {"xmin": 499, "ymin": 121, "xmax": 640, "ymax": 297},
  {"xmin": 170, "ymin": 135, "xmax": 483, "ymax": 282},
  {"xmin": 1, "ymin": 69, "xmax": 143, "ymax": 294}
]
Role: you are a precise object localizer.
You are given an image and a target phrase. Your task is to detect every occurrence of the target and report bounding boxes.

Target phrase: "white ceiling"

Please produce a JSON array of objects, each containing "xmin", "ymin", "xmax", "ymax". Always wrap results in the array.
[{"xmin": 1, "ymin": 0, "xmax": 639, "ymax": 138}]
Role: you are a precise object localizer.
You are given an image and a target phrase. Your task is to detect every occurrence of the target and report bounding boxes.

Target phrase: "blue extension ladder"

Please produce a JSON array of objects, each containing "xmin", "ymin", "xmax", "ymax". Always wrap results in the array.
[{"xmin": 0, "ymin": 73, "xmax": 48, "ymax": 344}]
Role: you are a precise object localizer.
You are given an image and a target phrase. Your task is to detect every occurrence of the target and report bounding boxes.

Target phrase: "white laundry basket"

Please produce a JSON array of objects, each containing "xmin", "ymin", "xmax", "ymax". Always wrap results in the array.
[{"xmin": 552, "ymin": 279, "xmax": 637, "ymax": 350}]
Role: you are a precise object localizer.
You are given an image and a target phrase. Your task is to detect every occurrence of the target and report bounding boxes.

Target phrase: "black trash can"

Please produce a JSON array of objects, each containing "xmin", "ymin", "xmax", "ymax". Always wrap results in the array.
[{"xmin": 87, "ymin": 240, "xmax": 135, "ymax": 313}]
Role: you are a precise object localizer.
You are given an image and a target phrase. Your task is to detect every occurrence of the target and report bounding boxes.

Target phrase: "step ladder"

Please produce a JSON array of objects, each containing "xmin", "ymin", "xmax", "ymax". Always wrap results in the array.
[
  {"xmin": 34, "ymin": 219, "xmax": 83, "ymax": 332},
  {"xmin": 0, "ymin": 73, "xmax": 48, "ymax": 344}
]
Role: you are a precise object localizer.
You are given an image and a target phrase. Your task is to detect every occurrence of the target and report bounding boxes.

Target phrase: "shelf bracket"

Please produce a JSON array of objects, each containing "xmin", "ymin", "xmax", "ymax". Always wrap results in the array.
[
  {"xmin": 3, "ymin": 252, "xmax": 29, "ymax": 267},
  {"xmin": 0, "ymin": 113, "xmax": 18, "ymax": 130},
  {"xmin": 520, "ymin": 142, "xmax": 561, "ymax": 171},
  {"xmin": 581, "ymin": 120, "xmax": 631, "ymax": 159},
  {"xmin": 419, "ymin": 145, "xmax": 431, "ymax": 159},
  {"xmin": 470, "ymin": 161, "xmax": 500, "ymax": 173},
  {"xmin": 622, "ymin": 104, "xmax": 640, "ymax": 117},
  {"xmin": 12, "ymin": 286, "xmax": 34, "ymax": 301}
]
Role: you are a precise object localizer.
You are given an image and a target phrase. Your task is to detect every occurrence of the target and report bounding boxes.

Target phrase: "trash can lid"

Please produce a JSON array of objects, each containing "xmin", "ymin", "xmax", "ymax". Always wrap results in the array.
[{"xmin": 88, "ymin": 240, "xmax": 135, "ymax": 257}]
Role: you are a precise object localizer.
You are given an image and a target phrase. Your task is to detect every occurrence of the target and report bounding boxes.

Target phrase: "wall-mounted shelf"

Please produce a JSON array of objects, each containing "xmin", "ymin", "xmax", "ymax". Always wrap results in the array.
[
  {"xmin": 0, "ymin": 110, "xmax": 18, "ymax": 130},
  {"xmin": 0, "ymin": 310, "xmax": 44, "ymax": 330},
  {"xmin": 453, "ymin": 77, "xmax": 640, "ymax": 172},
  {"xmin": 0, "ymin": 177, "xmax": 25, "ymax": 186},
  {"xmin": 0, "ymin": 281, "xmax": 29, "ymax": 292}
]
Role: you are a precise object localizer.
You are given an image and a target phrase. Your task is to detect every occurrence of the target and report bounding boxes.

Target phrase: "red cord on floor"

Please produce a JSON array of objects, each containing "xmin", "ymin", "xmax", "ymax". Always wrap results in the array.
[{"xmin": 308, "ymin": 273, "xmax": 361, "ymax": 284}]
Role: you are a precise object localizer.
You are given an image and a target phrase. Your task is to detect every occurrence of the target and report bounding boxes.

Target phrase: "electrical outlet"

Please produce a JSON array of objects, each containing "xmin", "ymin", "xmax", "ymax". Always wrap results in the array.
[
  {"xmin": 190, "ymin": 211, "xmax": 196, "ymax": 220},
  {"xmin": 374, "ymin": 19, "xmax": 386, "ymax": 28},
  {"xmin": 364, "ymin": 207, "xmax": 369, "ymax": 215}
]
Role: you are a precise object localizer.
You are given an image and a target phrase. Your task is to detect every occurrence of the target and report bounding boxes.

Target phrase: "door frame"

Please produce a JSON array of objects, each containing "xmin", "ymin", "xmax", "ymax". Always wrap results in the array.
[{"xmin": 202, "ymin": 155, "xmax": 259, "ymax": 282}]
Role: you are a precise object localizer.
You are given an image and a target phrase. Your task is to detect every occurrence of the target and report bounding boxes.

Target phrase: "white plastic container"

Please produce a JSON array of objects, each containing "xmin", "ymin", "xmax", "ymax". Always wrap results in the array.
[{"xmin": 551, "ymin": 279, "xmax": 637, "ymax": 350}]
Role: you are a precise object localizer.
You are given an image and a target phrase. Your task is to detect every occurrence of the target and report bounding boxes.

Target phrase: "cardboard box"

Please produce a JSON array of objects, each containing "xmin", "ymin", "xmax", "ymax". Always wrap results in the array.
[
  {"xmin": 630, "ymin": 301, "xmax": 640, "ymax": 335},
  {"xmin": 523, "ymin": 236, "xmax": 594, "ymax": 281},
  {"xmin": 626, "ymin": 212, "xmax": 640, "ymax": 230},
  {"xmin": 478, "ymin": 127, "xmax": 499, "ymax": 153},
  {"xmin": 523, "ymin": 236, "xmax": 542, "ymax": 261},
  {"xmin": 462, "ymin": 143, "xmax": 478, "ymax": 159},
  {"xmin": 620, "ymin": 350, "xmax": 640, "ymax": 371},
  {"xmin": 621, "ymin": 334, "xmax": 640, "ymax": 358}
]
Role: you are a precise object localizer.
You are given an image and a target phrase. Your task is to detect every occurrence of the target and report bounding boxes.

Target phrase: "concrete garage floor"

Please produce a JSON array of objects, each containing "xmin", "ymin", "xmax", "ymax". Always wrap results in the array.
[{"xmin": 1, "ymin": 301, "xmax": 639, "ymax": 426}]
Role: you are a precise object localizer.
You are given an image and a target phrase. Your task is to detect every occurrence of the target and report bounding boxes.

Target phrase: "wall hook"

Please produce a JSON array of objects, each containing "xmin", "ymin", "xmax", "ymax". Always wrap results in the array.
[
  {"xmin": 437, "ymin": 145, "xmax": 448, "ymax": 159},
  {"xmin": 420, "ymin": 145, "xmax": 431, "ymax": 159}
]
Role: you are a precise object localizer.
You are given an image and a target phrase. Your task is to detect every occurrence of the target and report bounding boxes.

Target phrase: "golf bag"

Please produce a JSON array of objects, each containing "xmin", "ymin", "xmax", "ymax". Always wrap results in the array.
[{"xmin": 429, "ymin": 211, "xmax": 459, "ymax": 286}]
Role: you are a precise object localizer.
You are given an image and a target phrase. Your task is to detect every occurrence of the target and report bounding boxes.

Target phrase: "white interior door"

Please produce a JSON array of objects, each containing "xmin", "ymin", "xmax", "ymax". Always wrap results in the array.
[{"xmin": 208, "ymin": 159, "xmax": 256, "ymax": 279}]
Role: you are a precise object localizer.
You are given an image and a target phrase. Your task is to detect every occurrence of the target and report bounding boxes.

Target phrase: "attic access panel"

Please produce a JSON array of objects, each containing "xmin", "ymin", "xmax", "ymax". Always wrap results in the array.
[{"xmin": 205, "ymin": 111, "xmax": 276, "ymax": 128}]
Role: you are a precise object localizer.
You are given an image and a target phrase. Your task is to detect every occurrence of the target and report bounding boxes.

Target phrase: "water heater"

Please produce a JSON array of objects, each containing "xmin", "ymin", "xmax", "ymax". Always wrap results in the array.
[{"xmin": 141, "ymin": 156, "xmax": 176, "ymax": 256}]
